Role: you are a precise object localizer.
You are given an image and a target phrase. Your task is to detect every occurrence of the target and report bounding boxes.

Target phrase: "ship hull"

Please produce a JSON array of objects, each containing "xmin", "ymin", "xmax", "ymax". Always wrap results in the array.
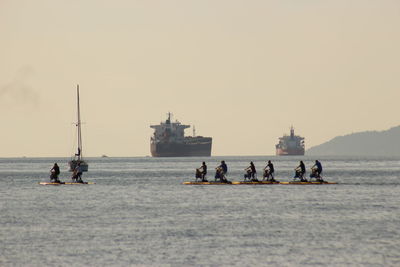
[
  {"xmin": 151, "ymin": 141, "xmax": 212, "ymax": 157},
  {"xmin": 276, "ymin": 148, "xmax": 305, "ymax": 156}
]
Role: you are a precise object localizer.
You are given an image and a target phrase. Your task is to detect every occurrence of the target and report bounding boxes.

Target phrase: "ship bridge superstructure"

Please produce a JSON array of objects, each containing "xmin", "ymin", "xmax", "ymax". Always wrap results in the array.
[{"xmin": 150, "ymin": 113, "xmax": 190, "ymax": 143}]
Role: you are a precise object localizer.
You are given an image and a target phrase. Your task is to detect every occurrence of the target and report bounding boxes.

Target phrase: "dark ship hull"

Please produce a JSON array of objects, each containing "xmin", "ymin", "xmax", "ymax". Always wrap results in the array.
[
  {"xmin": 276, "ymin": 147, "xmax": 305, "ymax": 156},
  {"xmin": 151, "ymin": 137, "xmax": 212, "ymax": 157}
]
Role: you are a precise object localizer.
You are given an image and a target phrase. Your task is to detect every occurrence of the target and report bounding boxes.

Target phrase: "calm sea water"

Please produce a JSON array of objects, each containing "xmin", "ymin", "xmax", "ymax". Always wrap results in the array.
[{"xmin": 0, "ymin": 156, "xmax": 399, "ymax": 266}]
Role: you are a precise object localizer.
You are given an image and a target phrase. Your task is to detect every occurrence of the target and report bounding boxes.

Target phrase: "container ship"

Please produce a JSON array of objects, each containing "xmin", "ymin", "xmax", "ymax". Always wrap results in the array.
[
  {"xmin": 150, "ymin": 113, "xmax": 212, "ymax": 157},
  {"xmin": 276, "ymin": 126, "xmax": 305, "ymax": 156}
]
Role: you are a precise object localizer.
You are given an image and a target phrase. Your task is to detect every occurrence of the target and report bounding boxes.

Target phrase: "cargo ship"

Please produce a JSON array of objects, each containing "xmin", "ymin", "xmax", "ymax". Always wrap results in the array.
[
  {"xmin": 276, "ymin": 126, "xmax": 305, "ymax": 156},
  {"xmin": 150, "ymin": 113, "xmax": 212, "ymax": 157}
]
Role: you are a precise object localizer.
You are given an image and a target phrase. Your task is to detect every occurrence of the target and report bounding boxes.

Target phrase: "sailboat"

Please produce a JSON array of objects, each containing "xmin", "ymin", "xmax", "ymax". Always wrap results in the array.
[{"xmin": 68, "ymin": 85, "xmax": 89, "ymax": 172}]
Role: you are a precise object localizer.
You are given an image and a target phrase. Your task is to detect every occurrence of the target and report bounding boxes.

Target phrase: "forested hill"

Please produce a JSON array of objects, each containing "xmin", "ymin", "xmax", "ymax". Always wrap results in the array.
[{"xmin": 307, "ymin": 126, "xmax": 400, "ymax": 156}]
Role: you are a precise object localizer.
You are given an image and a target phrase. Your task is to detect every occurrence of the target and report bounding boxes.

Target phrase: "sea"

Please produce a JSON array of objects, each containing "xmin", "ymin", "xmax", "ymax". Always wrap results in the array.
[{"xmin": 0, "ymin": 156, "xmax": 399, "ymax": 266}]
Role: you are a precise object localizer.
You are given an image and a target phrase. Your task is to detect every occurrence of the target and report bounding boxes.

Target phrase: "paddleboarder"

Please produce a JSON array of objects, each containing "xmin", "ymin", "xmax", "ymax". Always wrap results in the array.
[
  {"xmin": 72, "ymin": 162, "xmax": 84, "ymax": 183},
  {"xmin": 195, "ymin": 162, "xmax": 208, "ymax": 182},
  {"xmin": 50, "ymin": 163, "xmax": 61, "ymax": 183},
  {"xmin": 244, "ymin": 161, "xmax": 257, "ymax": 181},
  {"xmin": 263, "ymin": 160, "xmax": 275, "ymax": 181},
  {"xmin": 215, "ymin": 160, "xmax": 228, "ymax": 182},
  {"xmin": 294, "ymin": 161, "xmax": 306, "ymax": 182},
  {"xmin": 311, "ymin": 160, "xmax": 323, "ymax": 181}
]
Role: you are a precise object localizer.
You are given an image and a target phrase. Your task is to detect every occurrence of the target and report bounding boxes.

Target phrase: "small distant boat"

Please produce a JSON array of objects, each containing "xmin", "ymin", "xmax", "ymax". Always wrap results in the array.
[
  {"xmin": 69, "ymin": 85, "xmax": 88, "ymax": 172},
  {"xmin": 101, "ymin": 154, "xmax": 108, "ymax": 158}
]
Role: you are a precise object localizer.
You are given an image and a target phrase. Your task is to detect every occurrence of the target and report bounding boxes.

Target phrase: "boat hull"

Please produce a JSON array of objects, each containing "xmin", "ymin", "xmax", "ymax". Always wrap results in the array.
[
  {"xmin": 276, "ymin": 148, "xmax": 305, "ymax": 156},
  {"xmin": 151, "ymin": 140, "xmax": 212, "ymax": 157}
]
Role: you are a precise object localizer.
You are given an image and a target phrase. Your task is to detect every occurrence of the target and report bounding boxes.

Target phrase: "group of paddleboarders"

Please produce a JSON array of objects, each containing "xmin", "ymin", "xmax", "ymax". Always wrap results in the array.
[
  {"xmin": 49, "ymin": 162, "xmax": 84, "ymax": 183},
  {"xmin": 243, "ymin": 160, "xmax": 277, "ymax": 182},
  {"xmin": 196, "ymin": 161, "xmax": 231, "ymax": 183},
  {"xmin": 294, "ymin": 160, "xmax": 323, "ymax": 182},
  {"xmin": 196, "ymin": 161, "xmax": 230, "ymax": 183},
  {"xmin": 195, "ymin": 160, "xmax": 324, "ymax": 183}
]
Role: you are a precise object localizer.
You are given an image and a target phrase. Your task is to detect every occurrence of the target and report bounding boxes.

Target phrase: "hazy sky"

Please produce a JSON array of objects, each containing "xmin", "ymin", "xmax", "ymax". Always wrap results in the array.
[{"xmin": 1, "ymin": 0, "xmax": 399, "ymax": 157}]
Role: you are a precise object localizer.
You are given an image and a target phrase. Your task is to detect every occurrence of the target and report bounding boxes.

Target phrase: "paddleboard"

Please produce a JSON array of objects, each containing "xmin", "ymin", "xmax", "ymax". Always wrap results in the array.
[
  {"xmin": 182, "ymin": 181, "xmax": 232, "ymax": 185},
  {"xmin": 64, "ymin": 182, "xmax": 95, "ymax": 185},
  {"xmin": 232, "ymin": 181, "xmax": 280, "ymax": 185},
  {"xmin": 39, "ymin": 182, "xmax": 65, "ymax": 185},
  {"xmin": 39, "ymin": 182, "xmax": 95, "ymax": 185},
  {"xmin": 280, "ymin": 181, "xmax": 337, "ymax": 185}
]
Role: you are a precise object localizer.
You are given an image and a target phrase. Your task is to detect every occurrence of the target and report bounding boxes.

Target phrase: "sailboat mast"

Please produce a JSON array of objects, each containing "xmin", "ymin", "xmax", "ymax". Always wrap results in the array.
[{"xmin": 77, "ymin": 84, "xmax": 82, "ymax": 160}]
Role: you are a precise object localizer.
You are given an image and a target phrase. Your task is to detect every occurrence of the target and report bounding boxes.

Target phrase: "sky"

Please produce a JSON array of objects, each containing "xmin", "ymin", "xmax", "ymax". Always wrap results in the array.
[{"xmin": 1, "ymin": 0, "xmax": 400, "ymax": 157}]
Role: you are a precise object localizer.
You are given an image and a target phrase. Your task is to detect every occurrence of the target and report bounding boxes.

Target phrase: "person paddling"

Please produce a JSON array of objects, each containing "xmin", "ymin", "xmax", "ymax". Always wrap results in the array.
[
  {"xmin": 310, "ymin": 160, "xmax": 323, "ymax": 182},
  {"xmin": 215, "ymin": 160, "xmax": 229, "ymax": 182},
  {"xmin": 72, "ymin": 162, "xmax": 84, "ymax": 183},
  {"xmin": 244, "ymin": 161, "xmax": 257, "ymax": 181},
  {"xmin": 195, "ymin": 162, "xmax": 208, "ymax": 182},
  {"xmin": 220, "ymin": 160, "xmax": 228, "ymax": 176},
  {"xmin": 294, "ymin": 161, "xmax": 307, "ymax": 182},
  {"xmin": 263, "ymin": 160, "xmax": 276, "ymax": 182},
  {"xmin": 50, "ymin": 163, "xmax": 61, "ymax": 183}
]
